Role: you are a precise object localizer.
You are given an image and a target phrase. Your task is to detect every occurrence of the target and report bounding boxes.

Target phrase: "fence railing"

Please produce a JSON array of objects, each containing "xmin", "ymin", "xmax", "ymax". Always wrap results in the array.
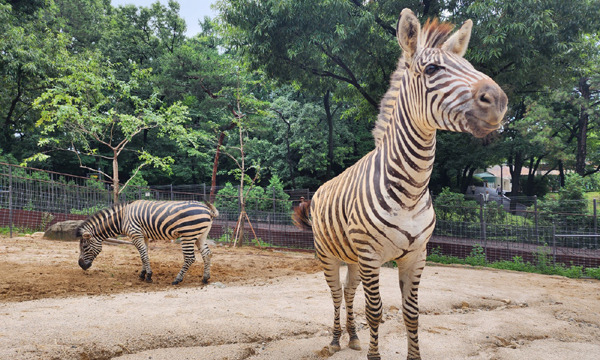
[{"xmin": 1, "ymin": 162, "xmax": 598, "ymax": 268}]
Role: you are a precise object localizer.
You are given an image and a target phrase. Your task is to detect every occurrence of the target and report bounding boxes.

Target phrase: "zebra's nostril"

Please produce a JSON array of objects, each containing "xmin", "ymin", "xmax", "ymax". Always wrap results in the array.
[{"xmin": 479, "ymin": 94, "xmax": 491, "ymax": 104}]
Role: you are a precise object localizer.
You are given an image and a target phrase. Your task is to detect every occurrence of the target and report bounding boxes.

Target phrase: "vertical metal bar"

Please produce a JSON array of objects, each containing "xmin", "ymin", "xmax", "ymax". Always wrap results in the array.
[
  {"xmin": 594, "ymin": 199, "xmax": 598, "ymax": 251},
  {"xmin": 8, "ymin": 166, "xmax": 13, "ymax": 238},
  {"xmin": 170, "ymin": 184, "xmax": 174, "ymax": 201},
  {"xmin": 552, "ymin": 224, "xmax": 556, "ymax": 266},
  {"xmin": 64, "ymin": 182, "xmax": 68, "ymax": 216},
  {"xmin": 594, "ymin": 199, "xmax": 597, "ymax": 234},
  {"xmin": 271, "ymin": 188, "xmax": 276, "ymax": 244},
  {"xmin": 203, "ymin": 183, "xmax": 206, "ymax": 202},
  {"xmin": 534, "ymin": 195, "xmax": 539, "ymax": 242},
  {"xmin": 479, "ymin": 194, "xmax": 487, "ymax": 255}
]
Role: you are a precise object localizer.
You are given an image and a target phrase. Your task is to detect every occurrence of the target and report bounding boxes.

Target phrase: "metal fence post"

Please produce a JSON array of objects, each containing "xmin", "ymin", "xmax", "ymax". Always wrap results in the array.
[
  {"xmin": 594, "ymin": 199, "xmax": 597, "ymax": 234},
  {"xmin": 534, "ymin": 195, "xmax": 539, "ymax": 242},
  {"xmin": 594, "ymin": 199, "xmax": 598, "ymax": 250},
  {"xmin": 270, "ymin": 188, "xmax": 275, "ymax": 244},
  {"xmin": 479, "ymin": 193, "xmax": 486, "ymax": 241},
  {"xmin": 8, "ymin": 166, "xmax": 13, "ymax": 238},
  {"xmin": 552, "ymin": 224, "xmax": 556, "ymax": 266}
]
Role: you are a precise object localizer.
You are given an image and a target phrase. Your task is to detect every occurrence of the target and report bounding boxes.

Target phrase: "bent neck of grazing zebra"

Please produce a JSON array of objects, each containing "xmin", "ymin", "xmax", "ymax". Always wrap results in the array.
[
  {"xmin": 376, "ymin": 94, "xmax": 436, "ymax": 210},
  {"xmin": 83, "ymin": 202, "xmax": 127, "ymax": 239}
]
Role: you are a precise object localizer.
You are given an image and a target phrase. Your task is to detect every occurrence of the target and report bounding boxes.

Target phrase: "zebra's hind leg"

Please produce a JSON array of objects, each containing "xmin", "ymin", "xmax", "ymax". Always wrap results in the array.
[
  {"xmin": 344, "ymin": 263, "xmax": 362, "ymax": 351},
  {"xmin": 320, "ymin": 255, "xmax": 343, "ymax": 355},
  {"xmin": 398, "ymin": 249, "xmax": 426, "ymax": 360},
  {"xmin": 131, "ymin": 235, "xmax": 153, "ymax": 283},
  {"xmin": 172, "ymin": 237, "xmax": 196, "ymax": 285},
  {"xmin": 196, "ymin": 236, "xmax": 212, "ymax": 284}
]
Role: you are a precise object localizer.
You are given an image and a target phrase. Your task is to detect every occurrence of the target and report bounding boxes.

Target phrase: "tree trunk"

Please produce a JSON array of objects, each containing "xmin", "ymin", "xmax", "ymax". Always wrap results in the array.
[
  {"xmin": 209, "ymin": 122, "xmax": 237, "ymax": 202},
  {"xmin": 509, "ymin": 153, "xmax": 523, "ymax": 196},
  {"xmin": 558, "ymin": 161, "xmax": 565, "ymax": 188},
  {"xmin": 210, "ymin": 131, "xmax": 226, "ymax": 202},
  {"xmin": 576, "ymin": 76, "xmax": 590, "ymax": 177},
  {"xmin": 112, "ymin": 153, "xmax": 120, "ymax": 204}
]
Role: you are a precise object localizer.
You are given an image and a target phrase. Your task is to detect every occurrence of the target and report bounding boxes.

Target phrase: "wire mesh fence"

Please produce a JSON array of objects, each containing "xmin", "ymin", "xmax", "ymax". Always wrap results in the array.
[{"xmin": 1, "ymin": 162, "xmax": 598, "ymax": 268}]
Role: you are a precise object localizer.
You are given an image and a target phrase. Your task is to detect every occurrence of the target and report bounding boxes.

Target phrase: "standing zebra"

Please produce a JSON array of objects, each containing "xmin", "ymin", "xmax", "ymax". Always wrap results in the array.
[
  {"xmin": 293, "ymin": 9, "xmax": 507, "ymax": 360},
  {"xmin": 77, "ymin": 200, "xmax": 219, "ymax": 285}
]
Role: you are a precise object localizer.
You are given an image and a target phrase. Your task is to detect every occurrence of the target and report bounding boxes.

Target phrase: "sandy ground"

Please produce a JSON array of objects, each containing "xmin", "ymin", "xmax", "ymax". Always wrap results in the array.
[{"xmin": 0, "ymin": 235, "xmax": 599, "ymax": 360}]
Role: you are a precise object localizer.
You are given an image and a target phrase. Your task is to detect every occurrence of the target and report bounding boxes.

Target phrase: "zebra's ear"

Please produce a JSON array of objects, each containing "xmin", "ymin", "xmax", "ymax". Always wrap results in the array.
[
  {"xmin": 397, "ymin": 8, "xmax": 421, "ymax": 62},
  {"xmin": 442, "ymin": 19, "xmax": 472, "ymax": 57}
]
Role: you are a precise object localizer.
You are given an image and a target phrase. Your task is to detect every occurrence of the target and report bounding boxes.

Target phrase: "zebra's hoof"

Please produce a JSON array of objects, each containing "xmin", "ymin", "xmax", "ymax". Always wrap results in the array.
[
  {"xmin": 328, "ymin": 343, "xmax": 341, "ymax": 355},
  {"xmin": 139, "ymin": 270, "xmax": 146, "ymax": 280},
  {"xmin": 348, "ymin": 338, "xmax": 361, "ymax": 350},
  {"xmin": 202, "ymin": 276, "xmax": 210, "ymax": 284},
  {"xmin": 367, "ymin": 354, "xmax": 381, "ymax": 360},
  {"xmin": 172, "ymin": 279, "xmax": 181, "ymax": 285},
  {"xmin": 145, "ymin": 273, "xmax": 153, "ymax": 283}
]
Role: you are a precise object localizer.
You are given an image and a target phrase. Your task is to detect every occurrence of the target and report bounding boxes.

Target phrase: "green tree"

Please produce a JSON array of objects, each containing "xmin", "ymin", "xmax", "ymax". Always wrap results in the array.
[
  {"xmin": 29, "ymin": 55, "xmax": 190, "ymax": 203},
  {"xmin": 265, "ymin": 174, "xmax": 291, "ymax": 212},
  {"xmin": 0, "ymin": 1, "xmax": 71, "ymax": 157},
  {"xmin": 455, "ymin": 0, "xmax": 600, "ymax": 195}
]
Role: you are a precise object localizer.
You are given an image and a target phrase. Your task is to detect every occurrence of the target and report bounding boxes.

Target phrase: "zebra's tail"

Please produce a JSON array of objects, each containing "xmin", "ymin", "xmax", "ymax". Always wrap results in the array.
[
  {"xmin": 292, "ymin": 199, "xmax": 312, "ymax": 230},
  {"xmin": 204, "ymin": 201, "xmax": 220, "ymax": 219}
]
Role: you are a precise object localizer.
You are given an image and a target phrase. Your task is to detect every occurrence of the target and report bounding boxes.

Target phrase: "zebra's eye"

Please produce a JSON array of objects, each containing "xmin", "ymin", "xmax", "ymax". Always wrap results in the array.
[{"xmin": 424, "ymin": 64, "xmax": 441, "ymax": 75}]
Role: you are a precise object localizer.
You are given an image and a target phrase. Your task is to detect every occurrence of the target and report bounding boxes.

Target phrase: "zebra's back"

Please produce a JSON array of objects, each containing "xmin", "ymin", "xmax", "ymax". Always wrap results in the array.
[{"xmin": 123, "ymin": 200, "xmax": 216, "ymax": 241}]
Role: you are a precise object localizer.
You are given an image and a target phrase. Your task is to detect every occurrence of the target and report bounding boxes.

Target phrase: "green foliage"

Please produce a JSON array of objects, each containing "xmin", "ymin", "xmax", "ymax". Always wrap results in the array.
[
  {"xmin": 464, "ymin": 244, "xmax": 487, "ymax": 267},
  {"xmin": 70, "ymin": 205, "xmax": 106, "ymax": 216},
  {"xmin": 538, "ymin": 174, "xmax": 590, "ymax": 229},
  {"xmin": 265, "ymin": 175, "xmax": 291, "ymax": 212},
  {"xmin": 434, "ymin": 188, "xmax": 479, "ymax": 222},
  {"xmin": 428, "ymin": 245, "xmax": 599, "ymax": 279},
  {"xmin": 214, "ymin": 182, "xmax": 239, "ymax": 213},
  {"xmin": 585, "ymin": 267, "xmax": 600, "ymax": 280},
  {"xmin": 214, "ymin": 177, "xmax": 292, "ymax": 214}
]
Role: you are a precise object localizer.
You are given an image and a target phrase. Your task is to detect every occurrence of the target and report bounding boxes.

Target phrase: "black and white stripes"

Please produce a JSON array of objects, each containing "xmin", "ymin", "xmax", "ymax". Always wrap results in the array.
[
  {"xmin": 77, "ymin": 200, "xmax": 218, "ymax": 285},
  {"xmin": 294, "ymin": 8, "xmax": 506, "ymax": 360}
]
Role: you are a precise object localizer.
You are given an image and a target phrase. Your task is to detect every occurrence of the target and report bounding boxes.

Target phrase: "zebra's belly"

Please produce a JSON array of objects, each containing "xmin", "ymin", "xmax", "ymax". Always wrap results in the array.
[{"xmin": 135, "ymin": 223, "xmax": 210, "ymax": 241}]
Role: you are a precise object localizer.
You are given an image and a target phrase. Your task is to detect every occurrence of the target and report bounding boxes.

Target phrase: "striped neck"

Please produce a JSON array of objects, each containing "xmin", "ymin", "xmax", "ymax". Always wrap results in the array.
[
  {"xmin": 377, "ymin": 92, "xmax": 436, "ymax": 210},
  {"xmin": 83, "ymin": 202, "xmax": 126, "ymax": 239}
]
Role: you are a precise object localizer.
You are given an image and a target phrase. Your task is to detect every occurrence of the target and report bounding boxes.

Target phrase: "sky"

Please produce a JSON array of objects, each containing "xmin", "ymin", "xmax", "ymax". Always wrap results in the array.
[{"xmin": 110, "ymin": 0, "xmax": 218, "ymax": 37}]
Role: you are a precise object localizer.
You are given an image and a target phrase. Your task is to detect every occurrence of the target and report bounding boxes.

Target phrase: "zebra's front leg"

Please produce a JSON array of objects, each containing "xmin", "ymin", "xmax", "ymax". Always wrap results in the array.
[
  {"xmin": 197, "ymin": 238, "xmax": 212, "ymax": 284},
  {"xmin": 172, "ymin": 238, "xmax": 196, "ymax": 285},
  {"xmin": 321, "ymin": 256, "xmax": 343, "ymax": 355},
  {"xmin": 344, "ymin": 263, "xmax": 362, "ymax": 351},
  {"xmin": 360, "ymin": 260, "xmax": 383, "ymax": 360},
  {"xmin": 131, "ymin": 236, "xmax": 153, "ymax": 283},
  {"xmin": 398, "ymin": 250, "xmax": 427, "ymax": 360}
]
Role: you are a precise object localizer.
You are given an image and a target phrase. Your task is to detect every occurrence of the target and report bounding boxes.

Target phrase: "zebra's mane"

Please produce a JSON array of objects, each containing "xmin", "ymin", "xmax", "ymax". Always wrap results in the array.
[
  {"xmin": 373, "ymin": 18, "xmax": 455, "ymax": 146},
  {"xmin": 74, "ymin": 202, "xmax": 128, "ymax": 238}
]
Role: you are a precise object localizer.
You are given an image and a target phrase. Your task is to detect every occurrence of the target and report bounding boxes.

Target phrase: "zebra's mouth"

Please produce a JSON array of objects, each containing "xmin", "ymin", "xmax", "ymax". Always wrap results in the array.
[
  {"xmin": 465, "ymin": 114, "xmax": 502, "ymax": 138},
  {"xmin": 78, "ymin": 259, "xmax": 92, "ymax": 270}
]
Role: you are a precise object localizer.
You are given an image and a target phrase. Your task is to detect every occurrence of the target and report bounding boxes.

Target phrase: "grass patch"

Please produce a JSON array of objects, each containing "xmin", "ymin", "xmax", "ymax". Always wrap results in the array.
[{"xmin": 427, "ymin": 245, "xmax": 600, "ymax": 280}]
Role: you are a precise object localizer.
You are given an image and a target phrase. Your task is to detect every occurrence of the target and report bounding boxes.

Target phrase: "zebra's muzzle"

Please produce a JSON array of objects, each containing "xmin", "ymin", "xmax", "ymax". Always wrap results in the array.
[{"xmin": 79, "ymin": 258, "xmax": 92, "ymax": 270}]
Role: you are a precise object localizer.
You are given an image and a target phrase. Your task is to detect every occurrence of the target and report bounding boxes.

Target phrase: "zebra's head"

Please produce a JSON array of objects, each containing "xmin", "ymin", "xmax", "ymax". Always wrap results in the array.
[
  {"xmin": 76, "ymin": 224, "xmax": 102, "ymax": 270},
  {"xmin": 395, "ymin": 8, "xmax": 507, "ymax": 138}
]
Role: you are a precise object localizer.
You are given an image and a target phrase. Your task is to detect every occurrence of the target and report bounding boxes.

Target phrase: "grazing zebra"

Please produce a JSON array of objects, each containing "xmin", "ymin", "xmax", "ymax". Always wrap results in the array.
[
  {"xmin": 77, "ymin": 200, "xmax": 219, "ymax": 285},
  {"xmin": 293, "ymin": 9, "xmax": 507, "ymax": 360}
]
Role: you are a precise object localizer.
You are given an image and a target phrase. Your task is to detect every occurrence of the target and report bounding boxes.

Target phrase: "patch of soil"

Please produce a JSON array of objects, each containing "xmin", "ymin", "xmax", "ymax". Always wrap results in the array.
[{"xmin": 0, "ymin": 235, "xmax": 321, "ymax": 302}]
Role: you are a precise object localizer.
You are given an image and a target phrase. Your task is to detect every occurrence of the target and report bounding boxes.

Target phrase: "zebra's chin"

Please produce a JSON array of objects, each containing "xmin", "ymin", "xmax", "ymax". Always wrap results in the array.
[
  {"xmin": 464, "ymin": 115, "xmax": 502, "ymax": 138},
  {"xmin": 78, "ymin": 259, "xmax": 92, "ymax": 270}
]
